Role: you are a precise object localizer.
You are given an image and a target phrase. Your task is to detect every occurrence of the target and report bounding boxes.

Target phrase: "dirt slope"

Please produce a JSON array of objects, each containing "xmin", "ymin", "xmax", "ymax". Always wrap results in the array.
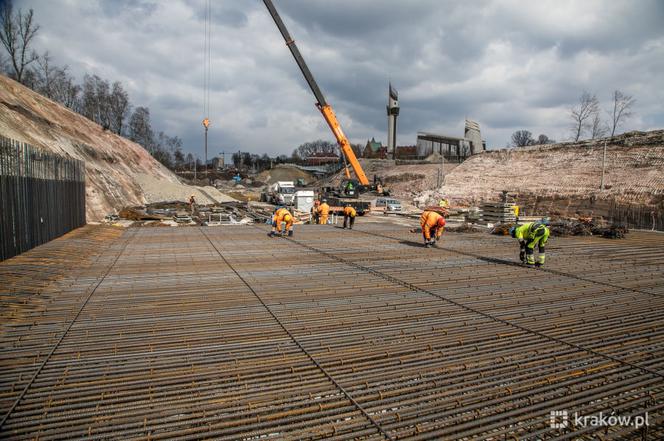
[
  {"xmin": 436, "ymin": 130, "xmax": 664, "ymax": 208},
  {"xmin": 256, "ymin": 164, "xmax": 314, "ymax": 184},
  {"xmin": 0, "ymin": 75, "xmax": 231, "ymax": 220}
]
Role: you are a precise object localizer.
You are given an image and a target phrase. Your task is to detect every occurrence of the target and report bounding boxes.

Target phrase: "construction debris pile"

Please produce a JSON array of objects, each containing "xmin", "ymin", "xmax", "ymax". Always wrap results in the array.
[
  {"xmin": 107, "ymin": 201, "xmax": 277, "ymax": 227},
  {"xmin": 445, "ymin": 222, "xmax": 484, "ymax": 233},
  {"xmin": 107, "ymin": 200, "xmax": 320, "ymax": 228},
  {"xmin": 490, "ymin": 218, "xmax": 629, "ymax": 238}
]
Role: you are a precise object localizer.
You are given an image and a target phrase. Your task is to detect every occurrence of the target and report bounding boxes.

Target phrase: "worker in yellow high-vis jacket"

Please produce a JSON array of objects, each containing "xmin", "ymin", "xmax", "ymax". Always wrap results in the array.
[
  {"xmin": 510, "ymin": 220, "xmax": 550, "ymax": 266},
  {"xmin": 342, "ymin": 205, "xmax": 357, "ymax": 229},
  {"xmin": 269, "ymin": 207, "xmax": 294, "ymax": 237},
  {"xmin": 317, "ymin": 200, "xmax": 330, "ymax": 225}
]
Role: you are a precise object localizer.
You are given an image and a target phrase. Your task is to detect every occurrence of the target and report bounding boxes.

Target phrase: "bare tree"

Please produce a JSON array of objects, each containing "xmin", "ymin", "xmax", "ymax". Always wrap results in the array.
[
  {"xmin": 570, "ymin": 91, "xmax": 599, "ymax": 142},
  {"xmin": 32, "ymin": 54, "xmax": 80, "ymax": 110},
  {"xmin": 0, "ymin": 2, "xmax": 39, "ymax": 83},
  {"xmin": 590, "ymin": 112, "xmax": 608, "ymax": 139},
  {"xmin": 81, "ymin": 75, "xmax": 98, "ymax": 122},
  {"xmin": 295, "ymin": 139, "xmax": 338, "ymax": 158},
  {"xmin": 151, "ymin": 131, "xmax": 175, "ymax": 169},
  {"xmin": 173, "ymin": 146, "xmax": 185, "ymax": 170},
  {"xmin": 108, "ymin": 81, "xmax": 130, "ymax": 135},
  {"xmin": 54, "ymin": 72, "xmax": 81, "ymax": 111},
  {"xmin": 536, "ymin": 134, "xmax": 555, "ymax": 145},
  {"xmin": 609, "ymin": 90, "xmax": 635, "ymax": 136},
  {"xmin": 33, "ymin": 51, "xmax": 62, "ymax": 99},
  {"xmin": 81, "ymin": 74, "xmax": 112, "ymax": 129},
  {"xmin": 350, "ymin": 143, "xmax": 364, "ymax": 158},
  {"xmin": 128, "ymin": 106, "xmax": 155, "ymax": 150},
  {"xmin": 511, "ymin": 130, "xmax": 534, "ymax": 147}
]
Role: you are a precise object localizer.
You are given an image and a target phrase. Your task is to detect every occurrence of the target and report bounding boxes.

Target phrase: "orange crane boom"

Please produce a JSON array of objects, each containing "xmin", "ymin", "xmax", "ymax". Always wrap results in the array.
[{"xmin": 263, "ymin": 0, "xmax": 369, "ymax": 186}]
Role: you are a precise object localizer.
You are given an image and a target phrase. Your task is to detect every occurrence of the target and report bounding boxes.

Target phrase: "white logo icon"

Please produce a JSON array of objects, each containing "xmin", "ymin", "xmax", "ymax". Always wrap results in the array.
[{"xmin": 550, "ymin": 410, "xmax": 568, "ymax": 429}]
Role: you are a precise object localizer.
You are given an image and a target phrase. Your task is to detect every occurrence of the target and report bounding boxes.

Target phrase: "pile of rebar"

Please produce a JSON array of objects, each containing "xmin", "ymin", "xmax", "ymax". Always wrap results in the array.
[{"xmin": 1, "ymin": 222, "xmax": 662, "ymax": 439}]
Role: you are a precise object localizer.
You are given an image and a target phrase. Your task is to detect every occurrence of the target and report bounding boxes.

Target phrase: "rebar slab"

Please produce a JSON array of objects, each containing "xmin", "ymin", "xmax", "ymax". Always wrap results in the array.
[{"xmin": 1, "ymin": 222, "xmax": 662, "ymax": 440}]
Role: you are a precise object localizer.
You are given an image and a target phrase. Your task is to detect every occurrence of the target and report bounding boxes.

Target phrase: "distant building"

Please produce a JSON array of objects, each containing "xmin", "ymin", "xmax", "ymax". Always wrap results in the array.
[
  {"xmin": 464, "ymin": 119, "xmax": 484, "ymax": 155},
  {"xmin": 416, "ymin": 119, "xmax": 486, "ymax": 162},
  {"xmin": 363, "ymin": 137, "xmax": 388, "ymax": 159},
  {"xmin": 395, "ymin": 145, "xmax": 417, "ymax": 159},
  {"xmin": 206, "ymin": 156, "xmax": 225, "ymax": 169},
  {"xmin": 387, "ymin": 83, "xmax": 399, "ymax": 158}
]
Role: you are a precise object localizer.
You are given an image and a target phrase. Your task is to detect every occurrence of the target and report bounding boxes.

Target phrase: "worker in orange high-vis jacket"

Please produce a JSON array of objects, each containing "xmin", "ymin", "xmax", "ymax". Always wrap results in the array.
[
  {"xmin": 420, "ymin": 210, "xmax": 445, "ymax": 247},
  {"xmin": 317, "ymin": 199, "xmax": 330, "ymax": 225},
  {"xmin": 343, "ymin": 205, "xmax": 357, "ymax": 229},
  {"xmin": 268, "ymin": 207, "xmax": 294, "ymax": 237},
  {"xmin": 311, "ymin": 200, "xmax": 320, "ymax": 224}
]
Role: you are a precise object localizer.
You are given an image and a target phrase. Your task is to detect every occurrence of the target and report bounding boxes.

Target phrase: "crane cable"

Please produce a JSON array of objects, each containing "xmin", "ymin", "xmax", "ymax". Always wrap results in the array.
[
  {"xmin": 202, "ymin": 0, "xmax": 211, "ymax": 176},
  {"xmin": 202, "ymin": 0, "xmax": 211, "ymax": 129}
]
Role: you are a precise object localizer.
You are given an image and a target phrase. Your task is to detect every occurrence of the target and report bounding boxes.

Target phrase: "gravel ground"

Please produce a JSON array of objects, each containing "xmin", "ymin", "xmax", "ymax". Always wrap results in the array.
[{"xmin": 134, "ymin": 173, "xmax": 236, "ymax": 204}]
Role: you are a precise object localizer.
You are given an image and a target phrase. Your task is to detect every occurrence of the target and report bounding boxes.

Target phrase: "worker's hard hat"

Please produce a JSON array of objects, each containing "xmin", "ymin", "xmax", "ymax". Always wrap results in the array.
[
  {"xmin": 437, "ymin": 217, "xmax": 446, "ymax": 227},
  {"xmin": 322, "ymin": 199, "xmax": 327, "ymax": 203},
  {"xmin": 509, "ymin": 226, "xmax": 517, "ymax": 238},
  {"xmin": 284, "ymin": 214, "xmax": 292, "ymax": 222},
  {"xmin": 541, "ymin": 217, "xmax": 551, "ymax": 226}
]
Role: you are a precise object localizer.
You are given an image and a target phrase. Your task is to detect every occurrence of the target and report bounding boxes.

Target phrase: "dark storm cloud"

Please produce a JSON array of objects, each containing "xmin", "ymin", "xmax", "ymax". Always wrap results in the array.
[{"xmin": 12, "ymin": 0, "xmax": 664, "ymax": 156}]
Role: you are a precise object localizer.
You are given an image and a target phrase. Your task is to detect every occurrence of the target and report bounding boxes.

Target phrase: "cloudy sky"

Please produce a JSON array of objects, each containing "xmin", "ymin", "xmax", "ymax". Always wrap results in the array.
[{"xmin": 13, "ymin": 0, "xmax": 664, "ymax": 157}]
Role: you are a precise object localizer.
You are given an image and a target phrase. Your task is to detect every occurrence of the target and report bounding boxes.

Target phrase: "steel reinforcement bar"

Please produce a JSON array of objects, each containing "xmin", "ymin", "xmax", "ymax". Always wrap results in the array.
[{"xmin": 0, "ymin": 224, "xmax": 662, "ymax": 439}]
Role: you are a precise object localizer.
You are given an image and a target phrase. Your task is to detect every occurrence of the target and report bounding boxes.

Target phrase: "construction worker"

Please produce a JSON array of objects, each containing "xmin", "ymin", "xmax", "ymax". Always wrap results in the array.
[
  {"xmin": 343, "ymin": 205, "xmax": 357, "ymax": 229},
  {"xmin": 510, "ymin": 220, "xmax": 550, "ymax": 266},
  {"xmin": 438, "ymin": 198, "xmax": 450, "ymax": 209},
  {"xmin": 420, "ymin": 210, "xmax": 446, "ymax": 247},
  {"xmin": 189, "ymin": 194, "xmax": 197, "ymax": 213},
  {"xmin": 311, "ymin": 200, "xmax": 320, "ymax": 224},
  {"xmin": 317, "ymin": 199, "xmax": 330, "ymax": 225},
  {"xmin": 269, "ymin": 207, "xmax": 294, "ymax": 237},
  {"xmin": 345, "ymin": 181, "xmax": 355, "ymax": 195}
]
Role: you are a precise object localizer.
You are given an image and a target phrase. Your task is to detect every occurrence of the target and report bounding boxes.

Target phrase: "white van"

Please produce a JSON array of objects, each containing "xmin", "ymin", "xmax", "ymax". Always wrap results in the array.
[{"xmin": 375, "ymin": 197, "xmax": 402, "ymax": 212}]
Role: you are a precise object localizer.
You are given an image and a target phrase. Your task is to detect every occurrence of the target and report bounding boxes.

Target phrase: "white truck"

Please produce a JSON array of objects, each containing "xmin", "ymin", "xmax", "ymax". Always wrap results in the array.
[{"xmin": 265, "ymin": 181, "xmax": 296, "ymax": 205}]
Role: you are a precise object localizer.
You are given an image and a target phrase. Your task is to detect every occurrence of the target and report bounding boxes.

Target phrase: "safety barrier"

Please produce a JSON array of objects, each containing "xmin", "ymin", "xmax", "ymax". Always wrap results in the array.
[{"xmin": 0, "ymin": 136, "xmax": 86, "ymax": 261}]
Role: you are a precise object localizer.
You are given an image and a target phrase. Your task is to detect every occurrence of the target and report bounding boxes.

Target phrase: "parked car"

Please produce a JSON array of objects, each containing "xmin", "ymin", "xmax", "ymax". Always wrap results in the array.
[{"xmin": 375, "ymin": 197, "xmax": 402, "ymax": 212}]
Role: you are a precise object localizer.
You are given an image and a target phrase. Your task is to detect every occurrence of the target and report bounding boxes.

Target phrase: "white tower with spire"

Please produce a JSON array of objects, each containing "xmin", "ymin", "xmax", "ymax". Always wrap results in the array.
[{"xmin": 387, "ymin": 83, "xmax": 399, "ymax": 159}]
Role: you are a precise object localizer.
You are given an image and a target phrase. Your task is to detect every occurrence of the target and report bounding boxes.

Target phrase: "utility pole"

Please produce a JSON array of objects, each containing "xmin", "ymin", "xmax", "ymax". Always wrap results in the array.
[
  {"xmin": 437, "ymin": 145, "xmax": 445, "ymax": 188},
  {"xmin": 600, "ymin": 140, "xmax": 607, "ymax": 190}
]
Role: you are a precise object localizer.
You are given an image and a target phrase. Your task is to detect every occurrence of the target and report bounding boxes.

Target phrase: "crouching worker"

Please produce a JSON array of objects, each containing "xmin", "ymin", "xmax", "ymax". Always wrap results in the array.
[
  {"xmin": 343, "ymin": 205, "xmax": 357, "ymax": 229},
  {"xmin": 510, "ymin": 220, "xmax": 550, "ymax": 266},
  {"xmin": 269, "ymin": 207, "xmax": 294, "ymax": 237},
  {"xmin": 420, "ymin": 210, "xmax": 445, "ymax": 247}
]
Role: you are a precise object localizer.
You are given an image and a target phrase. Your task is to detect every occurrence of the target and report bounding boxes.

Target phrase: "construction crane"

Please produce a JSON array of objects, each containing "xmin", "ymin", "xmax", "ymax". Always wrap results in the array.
[{"xmin": 263, "ymin": 0, "xmax": 370, "ymax": 187}]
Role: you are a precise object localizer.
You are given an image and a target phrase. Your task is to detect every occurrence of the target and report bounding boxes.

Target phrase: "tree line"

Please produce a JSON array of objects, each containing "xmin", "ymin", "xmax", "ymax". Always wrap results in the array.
[
  {"xmin": 510, "ymin": 90, "xmax": 635, "ymax": 147},
  {"xmin": 0, "ymin": 2, "xmax": 185, "ymax": 170}
]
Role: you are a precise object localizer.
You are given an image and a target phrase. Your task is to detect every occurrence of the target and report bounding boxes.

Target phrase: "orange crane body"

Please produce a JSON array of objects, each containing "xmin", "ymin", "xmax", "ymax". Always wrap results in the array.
[{"xmin": 263, "ymin": 0, "xmax": 370, "ymax": 186}]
